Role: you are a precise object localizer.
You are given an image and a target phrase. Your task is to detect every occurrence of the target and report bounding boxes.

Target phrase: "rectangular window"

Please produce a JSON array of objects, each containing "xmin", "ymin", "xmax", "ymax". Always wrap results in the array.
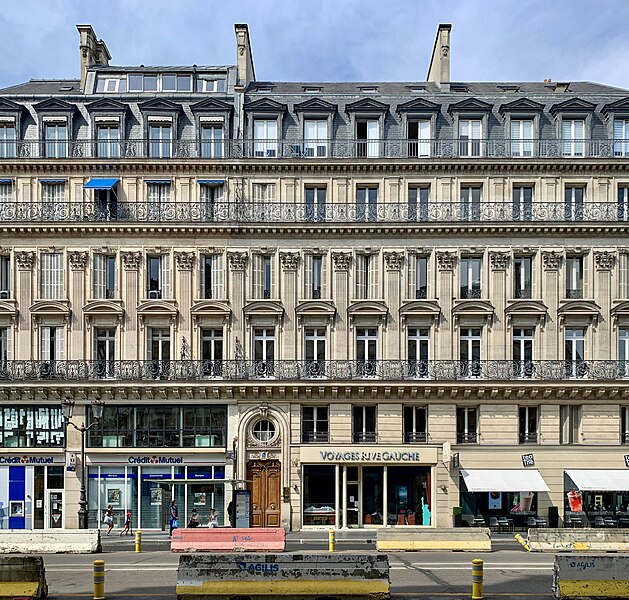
[
  {"xmin": 200, "ymin": 183, "xmax": 223, "ymax": 221},
  {"xmin": 513, "ymin": 328, "xmax": 534, "ymax": 378},
  {"xmin": 355, "ymin": 254, "xmax": 377, "ymax": 299},
  {"xmin": 201, "ymin": 125, "xmax": 223, "ymax": 158},
  {"xmin": 621, "ymin": 254, "xmax": 629, "ymax": 298},
  {"xmin": 356, "ymin": 119, "xmax": 379, "ymax": 158},
  {"xmin": 0, "ymin": 123, "xmax": 16, "ymax": 158},
  {"xmin": 356, "ymin": 327, "xmax": 377, "ymax": 376},
  {"xmin": 201, "ymin": 329, "xmax": 223, "ymax": 377},
  {"xmin": 0, "ymin": 406, "xmax": 65, "ymax": 448},
  {"xmin": 149, "ymin": 124, "xmax": 172, "ymax": 158},
  {"xmin": 618, "ymin": 186, "xmax": 629, "ymax": 221},
  {"xmin": 514, "ymin": 256, "xmax": 532, "ymax": 299},
  {"xmin": 407, "ymin": 120, "xmax": 430, "ymax": 157},
  {"xmin": 253, "ymin": 119, "xmax": 278, "ymax": 158},
  {"xmin": 352, "ymin": 406, "xmax": 376, "ymax": 443},
  {"xmin": 41, "ymin": 181, "xmax": 65, "ymax": 220},
  {"xmin": 253, "ymin": 328, "xmax": 275, "ymax": 376},
  {"xmin": 302, "ymin": 406, "xmax": 329, "ymax": 443},
  {"xmin": 147, "ymin": 327, "xmax": 170, "ymax": 379},
  {"xmin": 512, "ymin": 185, "xmax": 533, "ymax": 220},
  {"xmin": 408, "ymin": 255, "xmax": 428, "ymax": 299},
  {"xmin": 147, "ymin": 254, "xmax": 170, "ymax": 299},
  {"xmin": 459, "ymin": 328, "xmax": 481, "ymax": 378},
  {"xmin": 143, "ymin": 75, "xmax": 158, "ymax": 92},
  {"xmin": 93, "ymin": 254, "xmax": 116, "ymax": 299},
  {"xmin": 44, "ymin": 122, "xmax": 68, "ymax": 158},
  {"xmin": 460, "ymin": 257, "xmax": 482, "ymax": 299},
  {"xmin": 407, "ymin": 328, "xmax": 429, "ymax": 378},
  {"xmin": 128, "ymin": 74, "xmax": 143, "ymax": 92},
  {"xmin": 614, "ymin": 119, "xmax": 629, "ymax": 157},
  {"xmin": 304, "ymin": 254, "xmax": 326, "ymax": 299},
  {"xmin": 95, "ymin": 328, "xmax": 115, "ymax": 379},
  {"xmin": 566, "ymin": 256, "xmax": 584, "ymax": 299},
  {"xmin": 96, "ymin": 124, "xmax": 120, "ymax": 159},
  {"xmin": 403, "ymin": 406, "xmax": 427, "ymax": 443},
  {"xmin": 253, "ymin": 254, "xmax": 273, "ymax": 299},
  {"xmin": 304, "ymin": 119, "xmax": 328, "ymax": 157},
  {"xmin": 562, "ymin": 119, "xmax": 585, "ymax": 157},
  {"xmin": 458, "ymin": 119, "xmax": 482, "ymax": 157},
  {"xmin": 196, "ymin": 78, "xmax": 226, "ymax": 93},
  {"xmin": 621, "ymin": 406, "xmax": 629, "ymax": 444},
  {"xmin": 564, "ymin": 186, "xmax": 585, "ymax": 221},
  {"xmin": 40, "ymin": 326, "xmax": 64, "ymax": 378},
  {"xmin": 0, "ymin": 255, "xmax": 10, "ymax": 298},
  {"xmin": 510, "ymin": 119, "xmax": 534, "ymax": 157},
  {"xmin": 0, "ymin": 182, "xmax": 13, "ymax": 208},
  {"xmin": 0, "ymin": 327, "xmax": 11, "ymax": 363},
  {"xmin": 201, "ymin": 254, "xmax": 224, "ymax": 299},
  {"xmin": 356, "ymin": 186, "xmax": 378, "ymax": 222},
  {"xmin": 408, "ymin": 186, "xmax": 429, "ymax": 221},
  {"xmin": 619, "ymin": 328, "xmax": 629, "ymax": 378},
  {"xmin": 519, "ymin": 406, "xmax": 538, "ymax": 444},
  {"xmin": 460, "ymin": 185, "xmax": 481, "ymax": 221},
  {"xmin": 146, "ymin": 182, "xmax": 171, "ymax": 219},
  {"xmin": 304, "ymin": 327, "xmax": 326, "ymax": 377},
  {"xmin": 560, "ymin": 405, "xmax": 581, "ymax": 444},
  {"xmin": 40, "ymin": 253, "xmax": 64, "ymax": 299},
  {"xmin": 305, "ymin": 186, "xmax": 326, "ymax": 222},
  {"xmin": 565, "ymin": 328, "xmax": 585, "ymax": 378},
  {"xmin": 456, "ymin": 407, "xmax": 478, "ymax": 443}
]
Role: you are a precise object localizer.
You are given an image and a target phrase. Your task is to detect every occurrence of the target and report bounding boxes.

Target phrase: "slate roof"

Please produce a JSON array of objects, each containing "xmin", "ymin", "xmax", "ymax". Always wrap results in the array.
[{"xmin": 0, "ymin": 79, "xmax": 81, "ymax": 95}]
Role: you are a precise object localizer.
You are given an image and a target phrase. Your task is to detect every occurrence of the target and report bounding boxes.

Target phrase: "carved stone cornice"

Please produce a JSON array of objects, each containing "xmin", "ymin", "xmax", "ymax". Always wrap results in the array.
[
  {"xmin": 15, "ymin": 251, "xmax": 35, "ymax": 271},
  {"xmin": 122, "ymin": 251, "xmax": 142, "ymax": 271},
  {"xmin": 489, "ymin": 251, "xmax": 509, "ymax": 271},
  {"xmin": 280, "ymin": 252, "xmax": 299, "ymax": 271},
  {"xmin": 542, "ymin": 251, "xmax": 562, "ymax": 270},
  {"xmin": 436, "ymin": 251, "xmax": 456, "ymax": 271},
  {"xmin": 332, "ymin": 252, "xmax": 352, "ymax": 271},
  {"xmin": 384, "ymin": 251, "xmax": 404, "ymax": 271},
  {"xmin": 175, "ymin": 251, "xmax": 194, "ymax": 271},
  {"xmin": 68, "ymin": 251, "xmax": 88, "ymax": 271},
  {"xmin": 228, "ymin": 251, "xmax": 248, "ymax": 271},
  {"xmin": 594, "ymin": 251, "xmax": 614, "ymax": 271}
]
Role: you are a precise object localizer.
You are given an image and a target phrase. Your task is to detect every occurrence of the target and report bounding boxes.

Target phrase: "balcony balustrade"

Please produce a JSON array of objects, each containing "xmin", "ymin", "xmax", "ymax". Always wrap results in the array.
[
  {"xmin": 519, "ymin": 432, "xmax": 539, "ymax": 444},
  {"xmin": 2, "ymin": 138, "xmax": 628, "ymax": 160},
  {"xmin": 3, "ymin": 200, "xmax": 629, "ymax": 224},
  {"xmin": 1, "ymin": 359, "xmax": 628, "ymax": 382}
]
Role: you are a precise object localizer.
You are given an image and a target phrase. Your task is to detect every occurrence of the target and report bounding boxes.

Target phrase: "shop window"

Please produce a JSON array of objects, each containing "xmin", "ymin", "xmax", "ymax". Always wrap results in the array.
[
  {"xmin": 407, "ymin": 328, "xmax": 429, "ymax": 378},
  {"xmin": 560, "ymin": 405, "xmax": 581, "ymax": 444},
  {"xmin": 0, "ymin": 406, "xmax": 64, "ymax": 448},
  {"xmin": 403, "ymin": 406, "xmax": 427, "ymax": 443},
  {"xmin": 622, "ymin": 406, "xmax": 629, "ymax": 444},
  {"xmin": 252, "ymin": 419, "xmax": 276, "ymax": 443},
  {"xmin": 456, "ymin": 407, "xmax": 478, "ymax": 443},
  {"xmin": 352, "ymin": 405, "xmax": 376, "ymax": 443},
  {"xmin": 302, "ymin": 406, "xmax": 329, "ymax": 443},
  {"xmin": 303, "ymin": 465, "xmax": 336, "ymax": 526},
  {"xmin": 514, "ymin": 256, "xmax": 532, "ymax": 298},
  {"xmin": 519, "ymin": 406, "xmax": 538, "ymax": 444}
]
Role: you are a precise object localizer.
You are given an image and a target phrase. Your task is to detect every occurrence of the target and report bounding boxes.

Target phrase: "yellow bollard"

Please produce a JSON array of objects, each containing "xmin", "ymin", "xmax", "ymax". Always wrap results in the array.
[
  {"xmin": 328, "ymin": 528, "xmax": 335, "ymax": 552},
  {"xmin": 135, "ymin": 530, "xmax": 142, "ymax": 553},
  {"xmin": 471, "ymin": 558, "xmax": 483, "ymax": 600},
  {"xmin": 514, "ymin": 533, "xmax": 530, "ymax": 552},
  {"xmin": 93, "ymin": 559, "xmax": 105, "ymax": 600}
]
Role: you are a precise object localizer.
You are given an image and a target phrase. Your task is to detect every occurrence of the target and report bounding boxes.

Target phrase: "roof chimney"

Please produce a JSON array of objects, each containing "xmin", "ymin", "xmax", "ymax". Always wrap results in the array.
[
  {"xmin": 234, "ymin": 24, "xmax": 256, "ymax": 91},
  {"xmin": 426, "ymin": 24, "xmax": 451, "ymax": 89},
  {"xmin": 76, "ymin": 25, "xmax": 111, "ymax": 91}
]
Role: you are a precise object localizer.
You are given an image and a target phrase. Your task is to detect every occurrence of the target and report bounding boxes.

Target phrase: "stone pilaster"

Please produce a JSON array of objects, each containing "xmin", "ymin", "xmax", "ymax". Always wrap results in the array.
[
  {"xmin": 121, "ymin": 251, "xmax": 141, "ymax": 359},
  {"xmin": 279, "ymin": 252, "xmax": 298, "ymax": 359},
  {"xmin": 15, "ymin": 251, "xmax": 35, "ymax": 359},
  {"xmin": 175, "ymin": 252, "xmax": 194, "ymax": 359},
  {"xmin": 541, "ymin": 250, "xmax": 562, "ymax": 359},
  {"xmin": 594, "ymin": 251, "xmax": 614, "ymax": 359},
  {"xmin": 488, "ymin": 251, "xmax": 508, "ymax": 360},
  {"xmin": 436, "ymin": 251, "xmax": 455, "ymax": 359},
  {"xmin": 69, "ymin": 251, "xmax": 88, "ymax": 359},
  {"xmin": 331, "ymin": 252, "xmax": 351, "ymax": 360},
  {"xmin": 384, "ymin": 251, "xmax": 403, "ymax": 360},
  {"xmin": 228, "ymin": 251, "xmax": 247, "ymax": 358}
]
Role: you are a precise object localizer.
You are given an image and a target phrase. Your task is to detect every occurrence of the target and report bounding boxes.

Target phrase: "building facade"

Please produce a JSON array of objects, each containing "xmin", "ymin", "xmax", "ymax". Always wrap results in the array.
[{"xmin": 0, "ymin": 23, "xmax": 628, "ymax": 530}]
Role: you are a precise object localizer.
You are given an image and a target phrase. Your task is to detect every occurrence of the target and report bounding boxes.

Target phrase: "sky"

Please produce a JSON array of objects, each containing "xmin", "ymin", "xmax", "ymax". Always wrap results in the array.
[{"xmin": 0, "ymin": 0, "xmax": 628, "ymax": 90}]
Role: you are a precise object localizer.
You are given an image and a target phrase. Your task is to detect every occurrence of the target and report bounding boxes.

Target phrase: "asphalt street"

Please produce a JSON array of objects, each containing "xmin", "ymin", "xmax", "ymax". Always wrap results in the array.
[{"xmin": 38, "ymin": 533, "xmax": 556, "ymax": 600}]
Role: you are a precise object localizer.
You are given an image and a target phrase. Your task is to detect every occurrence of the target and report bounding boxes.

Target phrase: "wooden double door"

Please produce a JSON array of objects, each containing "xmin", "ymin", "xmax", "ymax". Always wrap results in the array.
[{"xmin": 247, "ymin": 460, "xmax": 281, "ymax": 527}]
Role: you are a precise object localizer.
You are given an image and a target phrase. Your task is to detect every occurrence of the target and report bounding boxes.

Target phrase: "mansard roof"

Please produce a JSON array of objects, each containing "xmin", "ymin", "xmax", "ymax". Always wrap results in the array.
[
  {"xmin": 293, "ymin": 97, "xmax": 337, "ymax": 113},
  {"xmin": 498, "ymin": 98, "xmax": 545, "ymax": 115},
  {"xmin": 345, "ymin": 98, "xmax": 390, "ymax": 113}
]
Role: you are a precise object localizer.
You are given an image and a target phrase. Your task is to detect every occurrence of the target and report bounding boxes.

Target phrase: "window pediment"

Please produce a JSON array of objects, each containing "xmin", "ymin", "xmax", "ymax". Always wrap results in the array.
[
  {"xmin": 345, "ymin": 98, "xmax": 389, "ymax": 114},
  {"xmin": 447, "ymin": 97, "xmax": 493, "ymax": 116},
  {"xmin": 138, "ymin": 98, "xmax": 182, "ymax": 113},
  {"xmin": 0, "ymin": 98, "xmax": 23, "ymax": 114},
  {"xmin": 29, "ymin": 299, "xmax": 70, "ymax": 316},
  {"xmin": 498, "ymin": 98, "xmax": 544, "ymax": 115},
  {"xmin": 550, "ymin": 98, "xmax": 596, "ymax": 116},
  {"xmin": 602, "ymin": 97, "xmax": 629, "ymax": 117},
  {"xmin": 399, "ymin": 299, "xmax": 441, "ymax": 317},
  {"xmin": 612, "ymin": 300, "xmax": 629, "ymax": 326},
  {"xmin": 137, "ymin": 299, "xmax": 178, "ymax": 316},
  {"xmin": 452, "ymin": 299, "xmax": 494, "ymax": 327},
  {"xmin": 33, "ymin": 98, "xmax": 76, "ymax": 113},
  {"xmin": 505, "ymin": 299, "xmax": 548, "ymax": 329},
  {"xmin": 83, "ymin": 299, "xmax": 124, "ymax": 316},
  {"xmin": 396, "ymin": 98, "xmax": 440, "ymax": 114},
  {"xmin": 190, "ymin": 98, "xmax": 234, "ymax": 113},
  {"xmin": 244, "ymin": 300, "xmax": 284, "ymax": 317},
  {"xmin": 244, "ymin": 98, "xmax": 287, "ymax": 113},
  {"xmin": 85, "ymin": 98, "xmax": 128, "ymax": 113},
  {"xmin": 191, "ymin": 300, "xmax": 231, "ymax": 317},
  {"xmin": 294, "ymin": 98, "xmax": 336, "ymax": 113},
  {"xmin": 348, "ymin": 300, "xmax": 388, "ymax": 317},
  {"xmin": 0, "ymin": 299, "xmax": 18, "ymax": 323},
  {"xmin": 558, "ymin": 299, "xmax": 601, "ymax": 327},
  {"xmin": 296, "ymin": 300, "xmax": 336, "ymax": 317}
]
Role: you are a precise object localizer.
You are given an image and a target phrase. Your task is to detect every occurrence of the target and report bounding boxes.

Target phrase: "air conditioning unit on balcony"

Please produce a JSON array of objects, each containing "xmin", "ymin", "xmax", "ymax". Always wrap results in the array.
[
  {"xmin": 148, "ymin": 290, "xmax": 161, "ymax": 300},
  {"xmin": 0, "ymin": 290, "xmax": 9, "ymax": 300}
]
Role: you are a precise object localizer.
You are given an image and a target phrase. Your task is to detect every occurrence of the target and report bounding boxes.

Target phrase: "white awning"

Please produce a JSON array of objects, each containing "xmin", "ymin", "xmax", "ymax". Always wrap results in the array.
[
  {"xmin": 461, "ymin": 469, "xmax": 550, "ymax": 492},
  {"xmin": 566, "ymin": 470, "xmax": 629, "ymax": 491}
]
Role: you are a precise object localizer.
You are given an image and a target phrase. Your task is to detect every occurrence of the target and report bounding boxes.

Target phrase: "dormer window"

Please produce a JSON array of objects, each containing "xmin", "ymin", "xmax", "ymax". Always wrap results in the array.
[
  {"xmin": 359, "ymin": 87, "xmax": 378, "ymax": 94},
  {"xmin": 149, "ymin": 121, "xmax": 172, "ymax": 158},
  {"xmin": 196, "ymin": 78, "xmax": 225, "ymax": 93},
  {"xmin": 96, "ymin": 77, "xmax": 127, "ymax": 93},
  {"xmin": 44, "ymin": 121, "xmax": 68, "ymax": 159},
  {"xmin": 303, "ymin": 87, "xmax": 322, "ymax": 93},
  {"xmin": 0, "ymin": 122, "xmax": 16, "ymax": 159}
]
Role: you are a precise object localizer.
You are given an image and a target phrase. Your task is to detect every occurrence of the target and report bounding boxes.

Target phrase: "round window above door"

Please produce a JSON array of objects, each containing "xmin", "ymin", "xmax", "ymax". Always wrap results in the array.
[{"xmin": 251, "ymin": 419, "xmax": 277, "ymax": 444}]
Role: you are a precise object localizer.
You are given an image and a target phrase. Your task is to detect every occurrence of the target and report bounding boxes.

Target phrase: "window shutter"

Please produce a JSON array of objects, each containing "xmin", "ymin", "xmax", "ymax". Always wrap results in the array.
[
  {"xmin": 368, "ymin": 255, "xmax": 378, "ymax": 299},
  {"xmin": 211, "ymin": 254, "xmax": 223, "ymax": 299},
  {"xmin": 510, "ymin": 120, "xmax": 520, "ymax": 140},
  {"xmin": 471, "ymin": 119, "xmax": 481, "ymax": 139},
  {"xmin": 54, "ymin": 253, "xmax": 63, "ymax": 299},
  {"xmin": 200, "ymin": 256, "xmax": 206, "ymax": 299},
  {"xmin": 367, "ymin": 120, "xmax": 379, "ymax": 140},
  {"xmin": 55, "ymin": 327, "xmax": 64, "ymax": 361},
  {"xmin": 40, "ymin": 254, "xmax": 49, "ymax": 299},
  {"xmin": 5, "ymin": 328, "xmax": 11, "ymax": 361},
  {"xmin": 94, "ymin": 254, "xmax": 106, "ymax": 299},
  {"xmin": 355, "ymin": 255, "xmax": 366, "ymax": 298},
  {"xmin": 304, "ymin": 254, "xmax": 312, "ymax": 298},
  {"xmin": 621, "ymin": 255, "xmax": 629, "ymax": 298},
  {"xmin": 253, "ymin": 255, "xmax": 262, "ymax": 299},
  {"xmin": 41, "ymin": 327, "xmax": 51, "ymax": 361},
  {"xmin": 320, "ymin": 254, "xmax": 327, "ymax": 298},
  {"xmin": 161, "ymin": 254, "xmax": 170, "ymax": 299},
  {"xmin": 146, "ymin": 328, "xmax": 153, "ymax": 360},
  {"xmin": 408, "ymin": 254, "xmax": 417, "ymax": 299},
  {"xmin": 270, "ymin": 257, "xmax": 277, "ymax": 298}
]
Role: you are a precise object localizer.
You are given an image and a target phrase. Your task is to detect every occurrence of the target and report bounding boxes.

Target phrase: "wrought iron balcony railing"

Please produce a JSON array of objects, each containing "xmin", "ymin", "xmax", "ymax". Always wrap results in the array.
[
  {"xmin": 3, "ymin": 138, "xmax": 629, "ymax": 160},
  {"xmin": 1, "ymin": 359, "xmax": 629, "ymax": 382},
  {"xmin": 404, "ymin": 432, "xmax": 427, "ymax": 444},
  {"xmin": 301, "ymin": 431, "xmax": 330, "ymax": 444},
  {"xmin": 457, "ymin": 432, "xmax": 478, "ymax": 444},
  {"xmin": 353, "ymin": 432, "xmax": 377, "ymax": 444},
  {"xmin": 519, "ymin": 432, "xmax": 539, "ymax": 444},
  {"xmin": 4, "ymin": 201, "xmax": 629, "ymax": 224}
]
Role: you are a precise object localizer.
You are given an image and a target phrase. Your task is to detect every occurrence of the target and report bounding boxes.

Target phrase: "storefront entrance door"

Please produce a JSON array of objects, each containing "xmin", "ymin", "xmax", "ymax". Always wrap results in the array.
[
  {"xmin": 247, "ymin": 460, "xmax": 281, "ymax": 527},
  {"xmin": 47, "ymin": 491, "xmax": 63, "ymax": 528}
]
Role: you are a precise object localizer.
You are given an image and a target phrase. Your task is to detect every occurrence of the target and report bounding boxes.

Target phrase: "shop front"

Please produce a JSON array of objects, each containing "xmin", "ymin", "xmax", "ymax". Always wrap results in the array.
[
  {"xmin": 0, "ymin": 453, "xmax": 65, "ymax": 529},
  {"xmin": 87, "ymin": 452, "xmax": 230, "ymax": 530},
  {"xmin": 300, "ymin": 446, "xmax": 438, "ymax": 528}
]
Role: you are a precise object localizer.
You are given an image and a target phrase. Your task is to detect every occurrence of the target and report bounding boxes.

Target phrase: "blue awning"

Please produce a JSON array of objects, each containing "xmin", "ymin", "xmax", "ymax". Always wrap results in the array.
[
  {"xmin": 83, "ymin": 178, "xmax": 119, "ymax": 190},
  {"xmin": 0, "ymin": 179, "xmax": 14, "ymax": 184},
  {"xmin": 144, "ymin": 179, "xmax": 172, "ymax": 184},
  {"xmin": 39, "ymin": 178, "xmax": 66, "ymax": 183},
  {"xmin": 198, "ymin": 179, "xmax": 224, "ymax": 185}
]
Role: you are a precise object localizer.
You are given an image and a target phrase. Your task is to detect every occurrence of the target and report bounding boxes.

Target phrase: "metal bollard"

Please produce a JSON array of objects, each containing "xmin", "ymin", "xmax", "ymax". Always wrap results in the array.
[
  {"xmin": 471, "ymin": 558, "xmax": 483, "ymax": 600},
  {"xmin": 514, "ymin": 533, "xmax": 530, "ymax": 552},
  {"xmin": 135, "ymin": 530, "xmax": 142, "ymax": 553},
  {"xmin": 93, "ymin": 559, "xmax": 105, "ymax": 600},
  {"xmin": 328, "ymin": 528, "xmax": 335, "ymax": 552}
]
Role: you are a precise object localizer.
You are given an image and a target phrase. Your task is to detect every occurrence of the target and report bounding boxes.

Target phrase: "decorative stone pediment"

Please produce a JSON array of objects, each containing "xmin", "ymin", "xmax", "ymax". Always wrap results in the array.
[
  {"xmin": 505, "ymin": 299, "xmax": 548, "ymax": 329},
  {"xmin": 558, "ymin": 299, "xmax": 601, "ymax": 328},
  {"xmin": 296, "ymin": 300, "xmax": 336, "ymax": 317},
  {"xmin": 244, "ymin": 98, "xmax": 287, "ymax": 113},
  {"xmin": 0, "ymin": 98, "xmax": 23, "ymax": 113},
  {"xmin": 498, "ymin": 98, "xmax": 544, "ymax": 115},
  {"xmin": 0, "ymin": 299, "xmax": 18, "ymax": 326},
  {"xmin": 243, "ymin": 300, "xmax": 284, "ymax": 325},
  {"xmin": 447, "ymin": 97, "xmax": 493, "ymax": 116},
  {"xmin": 348, "ymin": 300, "xmax": 388, "ymax": 328},
  {"xmin": 611, "ymin": 300, "xmax": 629, "ymax": 328},
  {"xmin": 83, "ymin": 300, "xmax": 124, "ymax": 330},
  {"xmin": 400, "ymin": 299, "xmax": 441, "ymax": 328},
  {"xmin": 345, "ymin": 98, "xmax": 389, "ymax": 113},
  {"xmin": 603, "ymin": 97, "xmax": 629, "ymax": 116},
  {"xmin": 550, "ymin": 97, "xmax": 597, "ymax": 116},
  {"xmin": 190, "ymin": 97, "xmax": 233, "ymax": 113},
  {"xmin": 137, "ymin": 299, "xmax": 178, "ymax": 329},
  {"xmin": 33, "ymin": 98, "xmax": 76, "ymax": 113},
  {"xmin": 191, "ymin": 300, "xmax": 231, "ymax": 327},
  {"xmin": 294, "ymin": 98, "xmax": 337, "ymax": 113},
  {"xmin": 396, "ymin": 97, "xmax": 440, "ymax": 114},
  {"xmin": 452, "ymin": 299, "xmax": 495, "ymax": 328},
  {"xmin": 85, "ymin": 98, "xmax": 129, "ymax": 113},
  {"xmin": 29, "ymin": 300, "xmax": 71, "ymax": 323},
  {"xmin": 138, "ymin": 98, "xmax": 182, "ymax": 113}
]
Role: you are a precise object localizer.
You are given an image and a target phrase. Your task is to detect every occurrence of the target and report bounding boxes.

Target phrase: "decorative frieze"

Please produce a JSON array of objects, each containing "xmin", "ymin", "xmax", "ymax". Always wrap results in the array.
[
  {"xmin": 15, "ymin": 251, "xmax": 35, "ymax": 271},
  {"xmin": 122, "ymin": 251, "xmax": 142, "ymax": 271},
  {"xmin": 384, "ymin": 251, "xmax": 404, "ymax": 271},
  {"xmin": 436, "ymin": 251, "xmax": 456, "ymax": 271},
  {"xmin": 489, "ymin": 251, "xmax": 509, "ymax": 271},
  {"xmin": 68, "ymin": 251, "xmax": 88, "ymax": 271},
  {"xmin": 542, "ymin": 251, "xmax": 562, "ymax": 270},
  {"xmin": 594, "ymin": 251, "xmax": 614, "ymax": 271},
  {"xmin": 175, "ymin": 251, "xmax": 195, "ymax": 271},
  {"xmin": 280, "ymin": 252, "xmax": 299, "ymax": 271},
  {"xmin": 332, "ymin": 252, "xmax": 352, "ymax": 271},
  {"xmin": 228, "ymin": 251, "xmax": 248, "ymax": 271}
]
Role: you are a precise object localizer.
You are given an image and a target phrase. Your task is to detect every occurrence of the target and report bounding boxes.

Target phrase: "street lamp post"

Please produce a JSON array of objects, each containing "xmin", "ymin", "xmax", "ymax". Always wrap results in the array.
[{"xmin": 62, "ymin": 396, "xmax": 105, "ymax": 530}]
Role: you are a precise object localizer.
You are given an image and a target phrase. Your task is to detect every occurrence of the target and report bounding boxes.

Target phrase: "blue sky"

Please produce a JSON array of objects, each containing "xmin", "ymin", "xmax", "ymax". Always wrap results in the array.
[{"xmin": 0, "ymin": 0, "xmax": 628, "ymax": 89}]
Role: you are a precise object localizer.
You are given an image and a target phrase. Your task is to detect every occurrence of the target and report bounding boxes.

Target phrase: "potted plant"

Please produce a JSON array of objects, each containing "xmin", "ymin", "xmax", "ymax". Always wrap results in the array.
[{"xmin": 453, "ymin": 506, "xmax": 463, "ymax": 527}]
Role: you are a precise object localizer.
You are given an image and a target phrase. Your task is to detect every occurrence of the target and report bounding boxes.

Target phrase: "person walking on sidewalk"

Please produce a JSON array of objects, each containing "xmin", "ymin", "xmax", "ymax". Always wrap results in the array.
[
  {"xmin": 169, "ymin": 500, "xmax": 179, "ymax": 536},
  {"xmin": 103, "ymin": 505, "xmax": 114, "ymax": 535},
  {"xmin": 119, "ymin": 510, "xmax": 132, "ymax": 536}
]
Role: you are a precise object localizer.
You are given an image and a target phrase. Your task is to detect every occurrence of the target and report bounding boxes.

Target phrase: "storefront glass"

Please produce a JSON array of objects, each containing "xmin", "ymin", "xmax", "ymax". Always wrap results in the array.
[
  {"xmin": 388, "ymin": 466, "xmax": 431, "ymax": 526},
  {"xmin": 303, "ymin": 466, "xmax": 336, "ymax": 526},
  {"xmin": 88, "ymin": 466, "xmax": 138, "ymax": 528}
]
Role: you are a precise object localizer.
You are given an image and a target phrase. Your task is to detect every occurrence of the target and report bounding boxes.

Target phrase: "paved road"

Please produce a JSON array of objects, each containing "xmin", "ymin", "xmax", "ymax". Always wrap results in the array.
[{"xmin": 39, "ymin": 535, "xmax": 555, "ymax": 600}]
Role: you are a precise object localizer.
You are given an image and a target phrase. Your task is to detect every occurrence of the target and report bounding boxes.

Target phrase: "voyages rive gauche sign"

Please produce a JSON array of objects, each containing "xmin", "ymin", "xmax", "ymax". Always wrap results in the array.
[{"xmin": 300, "ymin": 446, "xmax": 439, "ymax": 464}]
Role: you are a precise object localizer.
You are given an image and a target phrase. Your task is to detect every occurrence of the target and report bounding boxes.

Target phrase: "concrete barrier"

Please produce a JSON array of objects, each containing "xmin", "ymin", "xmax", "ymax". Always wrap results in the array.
[
  {"xmin": 0, "ymin": 555, "xmax": 47, "ymax": 599},
  {"xmin": 171, "ymin": 528, "xmax": 286, "ymax": 553},
  {"xmin": 529, "ymin": 528, "xmax": 629, "ymax": 553},
  {"xmin": 0, "ymin": 529, "xmax": 101, "ymax": 554},
  {"xmin": 376, "ymin": 528, "xmax": 492, "ymax": 552},
  {"xmin": 554, "ymin": 554, "xmax": 629, "ymax": 598},
  {"xmin": 176, "ymin": 553, "xmax": 390, "ymax": 600}
]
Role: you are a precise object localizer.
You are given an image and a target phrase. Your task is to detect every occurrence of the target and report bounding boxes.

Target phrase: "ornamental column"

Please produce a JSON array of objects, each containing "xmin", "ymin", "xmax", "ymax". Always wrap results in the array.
[
  {"xmin": 488, "ymin": 251, "xmax": 508, "ymax": 360},
  {"xmin": 175, "ymin": 252, "xmax": 194, "ymax": 359},
  {"xmin": 593, "ymin": 251, "xmax": 613, "ymax": 360},
  {"xmin": 15, "ymin": 251, "xmax": 35, "ymax": 359},
  {"xmin": 541, "ymin": 251, "xmax": 562, "ymax": 360},
  {"xmin": 121, "ymin": 251, "xmax": 141, "ymax": 360},
  {"xmin": 280, "ymin": 252, "xmax": 298, "ymax": 359},
  {"xmin": 68, "ymin": 251, "xmax": 88, "ymax": 360},
  {"xmin": 435, "ymin": 251, "xmax": 455, "ymax": 360},
  {"xmin": 383, "ymin": 251, "xmax": 403, "ymax": 360},
  {"xmin": 228, "ymin": 251, "xmax": 247, "ymax": 359},
  {"xmin": 331, "ymin": 252, "xmax": 351, "ymax": 360}
]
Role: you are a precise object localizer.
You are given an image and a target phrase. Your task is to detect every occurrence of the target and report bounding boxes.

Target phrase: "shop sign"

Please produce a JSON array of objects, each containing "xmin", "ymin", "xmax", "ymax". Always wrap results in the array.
[
  {"xmin": 86, "ymin": 453, "xmax": 225, "ymax": 466},
  {"xmin": 128, "ymin": 455, "xmax": 184, "ymax": 465},
  {"xmin": 301, "ymin": 445, "xmax": 438, "ymax": 464},
  {"xmin": 0, "ymin": 455, "xmax": 61, "ymax": 465},
  {"xmin": 66, "ymin": 452, "xmax": 76, "ymax": 472},
  {"xmin": 521, "ymin": 453, "xmax": 535, "ymax": 467}
]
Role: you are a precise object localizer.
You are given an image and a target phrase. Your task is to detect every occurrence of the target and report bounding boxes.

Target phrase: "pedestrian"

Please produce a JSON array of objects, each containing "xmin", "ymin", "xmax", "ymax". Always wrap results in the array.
[
  {"xmin": 227, "ymin": 500, "xmax": 234, "ymax": 527},
  {"xmin": 208, "ymin": 508, "xmax": 218, "ymax": 528},
  {"xmin": 169, "ymin": 499, "xmax": 179, "ymax": 536},
  {"xmin": 103, "ymin": 505, "xmax": 114, "ymax": 535},
  {"xmin": 119, "ymin": 510, "xmax": 132, "ymax": 536},
  {"xmin": 187, "ymin": 508, "xmax": 199, "ymax": 528}
]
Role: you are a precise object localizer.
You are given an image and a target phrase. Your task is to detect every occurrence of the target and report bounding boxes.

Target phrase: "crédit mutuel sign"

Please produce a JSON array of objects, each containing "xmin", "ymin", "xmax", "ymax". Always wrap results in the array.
[{"xmin": 127, "ymin": 455, "xmax": 184, "ymax": 465}]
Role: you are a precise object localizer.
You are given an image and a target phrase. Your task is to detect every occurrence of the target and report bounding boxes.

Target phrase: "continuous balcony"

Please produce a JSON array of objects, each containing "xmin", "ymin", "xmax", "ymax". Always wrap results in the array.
[
  {"xmin": 2, "ymin": 138, "xmax": 629, "ymax": 160},
  {"xmin": 2, "ymin": 359, "xmax": 628, "ymax": 382},
  {"xmin": 3, "ymin": 200, "xmax": 629, "ymax": 224}
]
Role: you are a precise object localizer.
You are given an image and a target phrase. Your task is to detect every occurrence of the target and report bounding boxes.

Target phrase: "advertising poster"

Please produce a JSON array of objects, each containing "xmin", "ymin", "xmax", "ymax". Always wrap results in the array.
[{"xmin": 488, "ymin": 491, "xmax": 502, "ymax": 510}]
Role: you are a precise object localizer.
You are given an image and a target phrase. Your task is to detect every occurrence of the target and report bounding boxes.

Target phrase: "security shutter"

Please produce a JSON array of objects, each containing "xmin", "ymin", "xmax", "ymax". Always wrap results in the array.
[
  {"xmin": 320, "ymin": 254, "xmax": 327, "ymax": 298},
  {"xmin": 253, "ymin": 255, "xmax": 263, "ymax": 299},
  {"xmin": 40, "ymin": 253, "xmax": 63, "ymax": 299}
]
